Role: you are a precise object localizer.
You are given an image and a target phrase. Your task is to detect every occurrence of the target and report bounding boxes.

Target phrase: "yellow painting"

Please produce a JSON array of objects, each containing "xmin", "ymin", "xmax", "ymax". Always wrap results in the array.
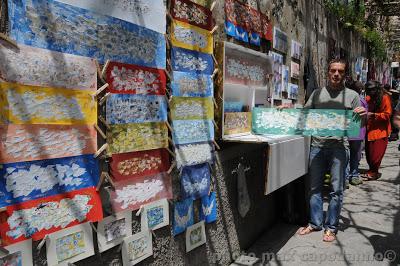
[
  {"xmin": 107, "ymin": 122, "xmax": 168, "ymax": 155},
  {"xmin": 171, "ymin": 20, "xmax": 213, "ymax": 54},
  {"xmin": 170, "ymin": 97, "xmax": 214, "ymax": 120},
  {"xmin": 224, "ymin": 112, "xmax": 252, "ymax": 135},
  {"xmin": 0, "ymin": 82, "xmax": 97, "ymax": 125}
]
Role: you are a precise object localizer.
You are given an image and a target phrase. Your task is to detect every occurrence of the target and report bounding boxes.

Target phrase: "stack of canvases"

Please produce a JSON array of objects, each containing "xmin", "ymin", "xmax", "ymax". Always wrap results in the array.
[{"xmin": 169, "ymin": 0, "xmax": 218, "ymax": 252}]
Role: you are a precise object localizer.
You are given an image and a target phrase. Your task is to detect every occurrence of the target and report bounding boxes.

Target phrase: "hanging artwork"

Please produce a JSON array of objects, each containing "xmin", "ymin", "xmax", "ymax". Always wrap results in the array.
[
  {"xmin": 171, "ymin": 20, "xmax": 213, "ymax": 54},
  {"xmin": 170, "ymin": 97, "xmax": 214, "ymax": 120},
  {"xmin": 171, "ymin": 47, "xmax": 214, "ymax": 75},
  {"xmin": 282, "ymin": 65, "xmax": 289, "ymax": 92},
  {"xmin": 110, "ymin": 173, "xmax": 172, "ymax": 212},
  {"xmin": 121, "ymin": 231, "xmax": 153, "ymax": 266},
  {"xmin": 106, "ymin": 94, "xmax": 167, "ymax": 124},
  {"xmin": 172, "ymin": 120, "xmax": 214, "ymax": 144},
  {"xmin": 224, "ymin": 42, "xmax": 272, "ymax": 87},
  {"xmin": 106, "ymin": 62, "xmax": 166, "ymax": 95},
  {"xmin": 173, "ymin": 198, "xmax": 194, "ymax": 236},
  {"xmin": 273, "ymin": 27, "xmax": 288, "ymax": 54},
  {"xmin": 8, "ymin": 0, "xmax": 166, "ymax": 68},
  {"xmin": 110, "ymin": 149, "xmax": 170, "ymax": 181},
  {"xmin": 200, "ymin": 192, "xmax": 217, "ymax": 223},
  {"xmin": 0, "ymin": 239, "xmax": 33, "ymax": 266},
  {"xmin": 270, "ymin": 51, "xmax": 283, "ymax": 99},
  {"xmin": 175, "ymin": 142, "xmax": 214, "ymax": 169},
  {"xmin": 180, "ymin": 163, "xmax": 211, "ymax": 200},
  {"xmin": 56, "ymin": 0, "xmax": 166, "ymax": 33},
  {"xmin": 288, "ymin": 83, "xmax": 299, "ymax": 100},
  {"xmin": 290, "ymin": 61, "xmax": 300, "ymax": 79},
  {"xmin": 171, "ymin": 0, "xmax": 213, "ymax": 30},
  {"xmin": 291, "ymin": 40, "xmax": 302, "ymax": 60},
  {"xmin": 46, "ymin": 222, "xmax": 94, "ymax": 265},
  {"xmin": 0, "ymin": 124, "xmax": 97, "ymax": 164},
  {"xmin": 252, "ymin": 107, "xmax": 361, "ymax": 137},
  {"xmin": 0, "ymin": 82, "xmax": 97, "ymax": 125},
  {"xmin": 0, "ymin": 154, "xmax": 99, "ymax": 208},
  {"xmin": 0, "ymin": 40, "xmax": 97, "ymax": 90},
  {"xmin": 97, "ymin": 212, "xmax": 133, "ymax": 253},
  {"xmin": 140, "ymin": 199, "xmax": 169, "ymax": 231},
  {"xmin": 223, "ymin": 112, "xmax": 252, "ymax": 135},
  {"xmin": 185, "ymin": 221, "xmax": 206, "ymax": 252},
  {"xmin": 107, "ymin": 122, "xmax": 168, "ymax": 155},
  {"xmin": 0, "ymin": 187, "xmax": 103, "ymax": 245},
  {"xmin": 171, "ymin": 71, "xmax": 213, "ymax": 97}
]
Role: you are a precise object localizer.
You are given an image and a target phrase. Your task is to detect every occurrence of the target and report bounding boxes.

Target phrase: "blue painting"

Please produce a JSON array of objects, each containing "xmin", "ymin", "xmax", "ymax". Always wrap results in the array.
[
  {"xmin": 147, "ymin": 206, "xmax": 164, "ymax": 229},
  {"xmin": 173, "ymin": 198, "xmax": 194, "ymax": 236},
  {"xmin": 171, "ymin": 71, "xmax": 213, "ymax": 97},
  {"xmin": 180, "ymin": 163, "xmax": 210, "ymax": 200},
  {"xmin": 106, "ymin": 94, "xmax": 167, "ymax": 124},
  {"xmin": 225, "ymin": 21, "xmax": 249, "ymax": 43},
  {"xmin": 0, "ymin": 154, "xmax": 99, "ymax": 208},
  {"xmin": 224, "ymin": 101, "xmax": 243, "ymax": 112},
  {"xmin": 249, "ymin": 32, "xmax": 261, "ymax": 46},
  {"xmin": 172, "ymin": 120, "xmax": 214, "ymax": 144},
  {"xmin": 200, "ymin": 192, "xmax": 217, "ymax": 223},
  {"xmin": 171, "ymin": 47, "xmax": 214, "ymax": 75},
  {"xmin": 8, "ymin": 0, "xmax": 166, "ymax": 68}
]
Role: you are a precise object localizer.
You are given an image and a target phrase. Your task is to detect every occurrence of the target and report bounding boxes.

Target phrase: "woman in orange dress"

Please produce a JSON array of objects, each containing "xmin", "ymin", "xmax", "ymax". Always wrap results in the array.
[{"xmin": 364, "ymin": 81, "xmax": 392, "ymax": 180}]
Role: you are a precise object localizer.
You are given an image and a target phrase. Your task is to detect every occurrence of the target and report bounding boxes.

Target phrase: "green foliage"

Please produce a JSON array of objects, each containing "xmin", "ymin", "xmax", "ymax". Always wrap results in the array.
[{"xmin": 323, "ymin": 0, "xmax": 387, "ymax": 60}]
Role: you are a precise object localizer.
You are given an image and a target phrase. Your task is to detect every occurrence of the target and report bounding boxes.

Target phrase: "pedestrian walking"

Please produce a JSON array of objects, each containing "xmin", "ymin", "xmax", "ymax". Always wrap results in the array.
[
  {"xmin": 296, "ymin": 59, "xmax": 367, "ymax": 242},
  {"xmin": 363, "ymin": 81, "xmax": 392, "ymax": 180}
]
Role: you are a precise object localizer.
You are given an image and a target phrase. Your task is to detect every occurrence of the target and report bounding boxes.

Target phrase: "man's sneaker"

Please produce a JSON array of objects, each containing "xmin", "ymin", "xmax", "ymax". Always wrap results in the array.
[{"xmin": 350, "ymin": 178, "xmax": 363, "ymax": 186}]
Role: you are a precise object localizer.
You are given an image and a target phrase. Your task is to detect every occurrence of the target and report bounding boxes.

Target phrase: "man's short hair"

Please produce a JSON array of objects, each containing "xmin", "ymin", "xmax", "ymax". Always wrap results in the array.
[{"xmin": 328, "ymin": 58, "xmax": 347, "ymax": 72}]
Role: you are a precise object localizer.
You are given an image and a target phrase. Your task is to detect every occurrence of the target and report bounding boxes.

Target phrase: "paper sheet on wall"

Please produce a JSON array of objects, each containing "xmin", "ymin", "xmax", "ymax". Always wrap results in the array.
[{"xmin": 171, "ymin": 20, "xmax": 213, "ymax": 54}]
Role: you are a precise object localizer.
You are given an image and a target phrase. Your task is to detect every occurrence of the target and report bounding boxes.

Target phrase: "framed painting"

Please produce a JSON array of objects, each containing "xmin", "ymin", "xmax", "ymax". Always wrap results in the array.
[
  {"xmin": 200, "ymin": 192, "xmax": 217, "ymax": 223},
  {"xmin": 171, "ymin": 20, "xmax": 213, "ymax": 54},
  {"xmin": 171, "ymin": 71, "xmax": 213, "ymax": 97},
  {"xmin": 171, "ymin": 47, "xmax": 214, "ymax": 75},
  {"xmin": 270, "ymin": 51, "xmax": 284, "ymax": 99},
  {"xmin": 282, "ymin": 65, "xmax": 289, "ymax": 92},
  {"xmin": 97, "ymin": 211, "xmax": 132, "ymax": 253},
  {"xmin": 171, "ymin": 0, "xmax": 213, "ymax": 30},
  {"xmin": 288, "ymin": 83, "xmax": 299, "ymax": 100},
  {"xmin": 290, "ymin": 61, "xmax": 300, "ymax": 79},
  {"xmin": 121, "ymin": 231, "xmax": 153, "ymax": 266},
  {"xmin": 0, "ymin": 187, "xmax": 103, "ymax": 245},
  {"xmin": 8, "ymin": 0, "xmax": 166, "ymax": 68},
  {"xmin": 172, "ymin": 120, "xmax": 214, "ymax": 145},
  {"xmin": 273, "ymin": 27, "xmax": 288, "ymax": 54},
  {"xmin": 175, "ymin": 142, "xmax": 214, "ymax": 169},
  {"xmin": 291, "ymin": 40, "xmax": 302, "ymax": 60},
  {"xmin": 46, "ymin": 222, "xmax": 94, "ymax": 265},
  {"xmin": 107, "ymin": 122, "xmax": 168, "ymax": 155},
  {"xmin": 0, "ymin": 40, "xmax": 96, "ymax": 90},
  {"xmin": 223, "ymin": 112, "xmax": 252, "ymax": 135},
  {"xmin": 110, "ymin": 149, "xmax": 170, "ymax": 181},
  {"xmin": 110, "ymin": 173, "xmax": 173, "ymax": 212},
  {"xmin": 106, "ymin": 62, "xmax": 166, "ymax": 95},
  {"xmin": 0, "ymin": 239, "xmax": 33, "ymax": 266},
  {"xmin": 0, "ymin": 82, "xmax": 97, "ymax": 125},
  {"xmin": 140, "ymin": 199, "xmax": 169, "ymax": 231},
  {"xmin": 0, "ymin": 154, "xmax": 99, "ymax": 208},
  {"xmin": 185, "ymin": 221, "xmax": 206, "ymax": 252},
  {"xmin": 252, "ymin": 108, "xmax": 361, "ymax": 137},
  {"xmin": 0, "ymin": 124, "xmax": 97, "ymax": 164},
  {"xmin": 106, "ymin": 94, "xmax": 167, "ymax": 124},
  {"xmin": 170, "ymin": 97, "xmax": 214, "ymax": 120},
  {"xmin": 180, "ymin": 163, "xmax": 211, "ymax": 200},
  {"xmin": 173, "ymin": 198, "xmax": 194, "ymax": 236},
  {"xmin": 56, "ymin": 0, "xmax": 166, "ymax": 33}
]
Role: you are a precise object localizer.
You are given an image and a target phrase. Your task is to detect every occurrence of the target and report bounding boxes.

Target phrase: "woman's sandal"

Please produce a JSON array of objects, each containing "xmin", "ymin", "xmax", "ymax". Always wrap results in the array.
[
  {"xmin": 322, "ymin": 230, "xmax": 336, "ymax": 242},
  {"xmin": 297, "ymin": 226, "xmax": 317, "ymax": 235}
]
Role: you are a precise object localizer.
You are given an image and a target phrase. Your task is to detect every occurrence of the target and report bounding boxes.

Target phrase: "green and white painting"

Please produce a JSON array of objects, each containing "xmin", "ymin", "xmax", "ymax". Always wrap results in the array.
[{"xmin": 252, "ymin": 108, "xmax": 361, "ymax": 137}]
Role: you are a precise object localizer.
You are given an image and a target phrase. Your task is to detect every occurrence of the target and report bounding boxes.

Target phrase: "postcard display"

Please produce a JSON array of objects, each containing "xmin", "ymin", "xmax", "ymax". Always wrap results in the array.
[{"xmin": 0, "ymin": 0, "xmax": 218, "ymax": 265}]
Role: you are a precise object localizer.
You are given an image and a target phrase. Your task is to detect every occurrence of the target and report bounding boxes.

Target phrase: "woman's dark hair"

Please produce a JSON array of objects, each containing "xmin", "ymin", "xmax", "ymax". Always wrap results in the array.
[{"xmin": 365, "ymin": 80, "xmax": 384, "ymax": 111}]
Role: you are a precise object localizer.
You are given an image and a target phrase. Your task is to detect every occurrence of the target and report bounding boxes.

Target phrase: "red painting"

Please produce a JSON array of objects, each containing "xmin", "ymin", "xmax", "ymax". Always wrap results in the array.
[
  {"xmin": 110, "ymin": 149, "xmax": 170, "ymax": 181},
  {"xmin": 171, "ymin": 0, "xmax": 213, "ymax": 31},
  {"xmin": 106, "ymin": 62, "xmax": 166, "ymax": 95},
  {"xmin": 0, "ymin": 187, "xmax": 103, "ymax": 245},
  {"xmin": 110, "ymin": 173, "xmax": 173, "ymax": 212}
]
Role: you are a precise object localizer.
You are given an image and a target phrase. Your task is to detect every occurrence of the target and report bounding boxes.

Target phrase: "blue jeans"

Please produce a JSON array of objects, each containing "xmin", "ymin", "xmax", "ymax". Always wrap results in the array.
[
  {"xmin": 309, "ymin": 146, "xmax": 346, "ymax": 233},
  {"xmin": 345, "ymin": 140, "xmax": 363, "ymax": 181}
]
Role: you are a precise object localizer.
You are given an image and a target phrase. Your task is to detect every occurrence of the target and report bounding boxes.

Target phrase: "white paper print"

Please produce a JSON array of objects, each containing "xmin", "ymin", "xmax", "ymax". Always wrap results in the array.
[
  {"xmin": 226, "ymin": 58, "xmax": 265, "ymax": 83},
  {"xmin": 7, "ymin": 195, "xmax": 93, "ymax": 239},
  {"xmin": 56, "ymin": 231, "xmax": 86, "ymax": 262},
  {"xmin": 56, "ymin": 0, "xmax": 166, "ymax": 33},
  {"xmin": 140, "ymin": 199, "xmax": 169, "ymax": 231},
  {"xmin": 122, "ymin": 231, "xmax": 153, "ymax": 266},
  {"xmin": 175, "ymin": 143, "xmax": 214, "ymax": 168},
  {"xmin": 0, "ymin": 239, "xmax": 33, "ymax": 266},
  {"xmin": 115, "ymin": 180, "xmax": 163, "ymax": 209},
  {"xmin": 174, "ymin": 50, "xmax": 209, "ymax": 72},
  {"xmin": 185, "ymin": 221, "xmax": 206, "ymax": 252}
]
